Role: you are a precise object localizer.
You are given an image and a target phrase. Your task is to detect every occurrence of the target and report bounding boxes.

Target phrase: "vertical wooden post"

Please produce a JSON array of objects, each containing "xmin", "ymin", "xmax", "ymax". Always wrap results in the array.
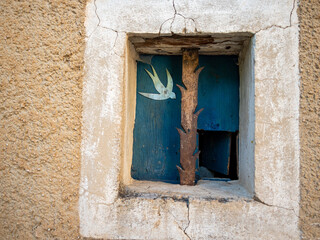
[{"xmin": 177, "ymin": 49, "xmax": 204, "ymax": 185}]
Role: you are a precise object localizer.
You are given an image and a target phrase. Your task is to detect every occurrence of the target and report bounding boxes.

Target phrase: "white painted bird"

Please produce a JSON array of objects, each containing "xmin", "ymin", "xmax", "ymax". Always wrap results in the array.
[{"xmin": 139, "ymin": 66, "xmax": 176, "ymax": 100}]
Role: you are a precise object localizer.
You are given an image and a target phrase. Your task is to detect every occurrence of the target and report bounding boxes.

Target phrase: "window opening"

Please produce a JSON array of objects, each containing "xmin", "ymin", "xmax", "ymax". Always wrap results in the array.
[
  {"xmin": 131, "ymin": 54, "xmax": 239, "ymax": 183},
  {"xmin": 198, "ymin": 130, "xmax": 238, "ymax": 180}
]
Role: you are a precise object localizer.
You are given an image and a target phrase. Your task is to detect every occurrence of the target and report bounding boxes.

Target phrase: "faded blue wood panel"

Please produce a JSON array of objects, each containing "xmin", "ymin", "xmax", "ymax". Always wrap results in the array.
[
  {"xmin": 132, "ymin": 56, "xmax": 182, "ymax": 182},
  {"xmin": 198, "ymin": 56, "xmax": 239, "ymax": 132},
  {"xmin": 132, "ymin": 55, "xmax": 239, "ymax": 181}
]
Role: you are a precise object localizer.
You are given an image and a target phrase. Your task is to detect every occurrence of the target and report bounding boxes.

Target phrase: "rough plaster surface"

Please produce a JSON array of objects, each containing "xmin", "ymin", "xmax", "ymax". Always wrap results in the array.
[
  {"xmin": 0, "ymin": 0, "xmax": 85, "ymax": 239},
  {"xmin": 298, "ymin": 0, "xmax": 320, "ymax": 239},
  {"xmin": 81, "ymin": 0, "xmax": 300, "ymax": 239},
  {"xmin": 254, "ymin": 26, "xmax": 300, "ymax": 211},
  {"xmin": 1, "ymin": 0, "xmax": 318, "ymax": 239}
]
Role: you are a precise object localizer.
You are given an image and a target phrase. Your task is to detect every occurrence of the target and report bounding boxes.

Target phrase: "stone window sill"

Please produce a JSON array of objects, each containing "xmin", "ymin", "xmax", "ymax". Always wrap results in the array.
[{"xmin": 122, "ymin": 180, "xmax": 252, "ymax": 201}]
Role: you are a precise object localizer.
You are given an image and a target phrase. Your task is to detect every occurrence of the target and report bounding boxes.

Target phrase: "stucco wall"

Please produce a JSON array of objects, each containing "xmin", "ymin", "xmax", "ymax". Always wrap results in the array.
[
  {"xmin": 0, "ymin": 0, "xmax": 85, "ymax": 239},
  {"xmin": 298, "ymin": 0, "xmax": 320, "ymax": 239},
  {"xmin": 81, "ymin": 0, "xmax": 300, "ymax": 239},
  {"xmin": 0, "ymin": 0, "xmax": 319, "ymax": 239}
]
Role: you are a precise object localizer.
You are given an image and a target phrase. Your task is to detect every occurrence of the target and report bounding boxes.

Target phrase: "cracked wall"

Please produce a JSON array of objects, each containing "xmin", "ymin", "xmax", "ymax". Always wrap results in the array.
[
  {"xmin": 0, "ymin": 0, "xmax": 319, "ymax": 239},
  {"xmin": 81, "ymin": 0, "xmax": 300, "ymax": 239},
  {"xmin": 299, "ymin": 0, "xmax": 320, "ymax": 239}
]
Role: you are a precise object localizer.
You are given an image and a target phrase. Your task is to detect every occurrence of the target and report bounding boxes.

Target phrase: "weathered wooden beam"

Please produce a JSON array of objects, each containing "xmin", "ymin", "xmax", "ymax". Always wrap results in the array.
[
  {"xmin": 129, "ymin": 34, "xmax": 252, "ymax": 55},
  {"xmin": 177, "ymin": 49, "xmax": 203, "ymax": 186}
]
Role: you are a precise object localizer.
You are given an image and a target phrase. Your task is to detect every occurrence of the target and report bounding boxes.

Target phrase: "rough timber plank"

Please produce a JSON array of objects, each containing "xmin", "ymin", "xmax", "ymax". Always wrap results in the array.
[{"xmin": 177, "ymin": 49, "xmax": 203, "ymax": 185}]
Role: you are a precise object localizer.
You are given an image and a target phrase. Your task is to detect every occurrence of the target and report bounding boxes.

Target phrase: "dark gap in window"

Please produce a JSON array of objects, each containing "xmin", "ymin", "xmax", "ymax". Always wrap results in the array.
[{"xmin": 198, "ymin": 130, "xmax": 238, "ymax": 180}]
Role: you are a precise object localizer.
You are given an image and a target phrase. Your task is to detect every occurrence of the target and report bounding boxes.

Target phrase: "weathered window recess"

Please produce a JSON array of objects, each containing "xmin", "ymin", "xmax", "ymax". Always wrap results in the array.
[
  {"xmin": 81, "ymin": 2, "xmax": 299, "ymax": 237},
  {"xmin": 121, "ymin": 34, "xmax": 255, "ymax": 195}
]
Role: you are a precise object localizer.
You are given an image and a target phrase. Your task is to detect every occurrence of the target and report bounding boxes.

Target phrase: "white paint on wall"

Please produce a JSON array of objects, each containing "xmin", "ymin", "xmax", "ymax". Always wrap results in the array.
[{"xmin": 80, "ymin": 0, "xmax": 300, "ymax": 239}]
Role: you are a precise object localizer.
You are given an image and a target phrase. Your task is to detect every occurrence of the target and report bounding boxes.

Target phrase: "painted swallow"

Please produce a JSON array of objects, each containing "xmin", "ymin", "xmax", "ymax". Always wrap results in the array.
[{"xmin": 139, "ymin": 66, "xmax": 176, "ymax": 101}]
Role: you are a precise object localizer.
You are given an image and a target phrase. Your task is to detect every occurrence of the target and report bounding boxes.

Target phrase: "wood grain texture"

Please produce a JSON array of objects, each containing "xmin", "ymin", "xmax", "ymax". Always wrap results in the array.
[
  {"xmin": 129, "ymin": 34, "xmax": 252, "ymax": 55},
  {"xmin": 132, "ymin": 56, "xmax": 182, "ymax": 182},
  {"xmin": 177, "ymin": 49, "xmax": 203, "ymax": 185}
]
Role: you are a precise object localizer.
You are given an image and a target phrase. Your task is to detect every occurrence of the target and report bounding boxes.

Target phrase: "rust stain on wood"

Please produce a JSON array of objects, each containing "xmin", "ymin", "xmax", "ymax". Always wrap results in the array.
[{"xmin": 177, "ymin": 49, "xmax": 203, "ymax": 185}]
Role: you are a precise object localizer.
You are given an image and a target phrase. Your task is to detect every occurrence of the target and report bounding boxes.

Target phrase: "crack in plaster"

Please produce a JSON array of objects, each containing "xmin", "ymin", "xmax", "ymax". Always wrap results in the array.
[
  {"xmin": 90, "ymin": 0, "xmax": 297, "ymax": 54},
  {"xmin": 158, "ymin": 18, "xmax": 174, "ymax": 35},
  {"xmin": 169, "ymin": 0, "xmax": 177, "ymax": 33},
  {"xmin": 159, "ymin": 0, "xmax": 197, "ymax": 35},
  {"xmin": 255, "ymin": 0, "xmax": 296, "ymax": 34},
  {"xmin": 253, "ymin": 196, "xmax": 298, "ymax": 218},
  {"xmin": 289, "ymin": 0, "xmax": 296, "ymax": 27},
  {"xmin": 167, "ymin": 200, "xmax": 191, "ymax": 240},
  {"xmin": 159, "ymin": 0, "xmax": 296, "ymax": 35},
  {"xmin": 184, "ymin": 200, "xmax": 191, "ymax": 240},
  {"xmin": 89, "ymin": 0, "xmax": 123, "ymax": 57}
]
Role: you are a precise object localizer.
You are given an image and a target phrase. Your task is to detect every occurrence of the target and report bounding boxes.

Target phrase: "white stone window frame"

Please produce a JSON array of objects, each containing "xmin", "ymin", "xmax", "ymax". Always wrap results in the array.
[{"xmin": 80, "ymin": 0, "xmax": 300, "ymax": 239}]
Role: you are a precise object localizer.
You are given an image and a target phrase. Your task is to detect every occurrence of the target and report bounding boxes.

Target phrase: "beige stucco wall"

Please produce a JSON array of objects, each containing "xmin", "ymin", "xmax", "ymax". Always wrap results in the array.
[
  {"xmin": 0, "ymin": 0, "xmax": 319, "ymax": 239},
  {"xmin": 298, "ymin": 0, "xmax": 320, "ymax": 239},
  {"xmin": 0, "ymin": 0, "xmax": 85, "ymax": 239}
]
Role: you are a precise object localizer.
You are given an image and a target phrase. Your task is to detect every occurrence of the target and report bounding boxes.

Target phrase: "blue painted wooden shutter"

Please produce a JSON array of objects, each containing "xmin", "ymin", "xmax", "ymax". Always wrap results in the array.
[{"xmin": 132, "ymin": 55, "xmax": 239, "ymax": 182}]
